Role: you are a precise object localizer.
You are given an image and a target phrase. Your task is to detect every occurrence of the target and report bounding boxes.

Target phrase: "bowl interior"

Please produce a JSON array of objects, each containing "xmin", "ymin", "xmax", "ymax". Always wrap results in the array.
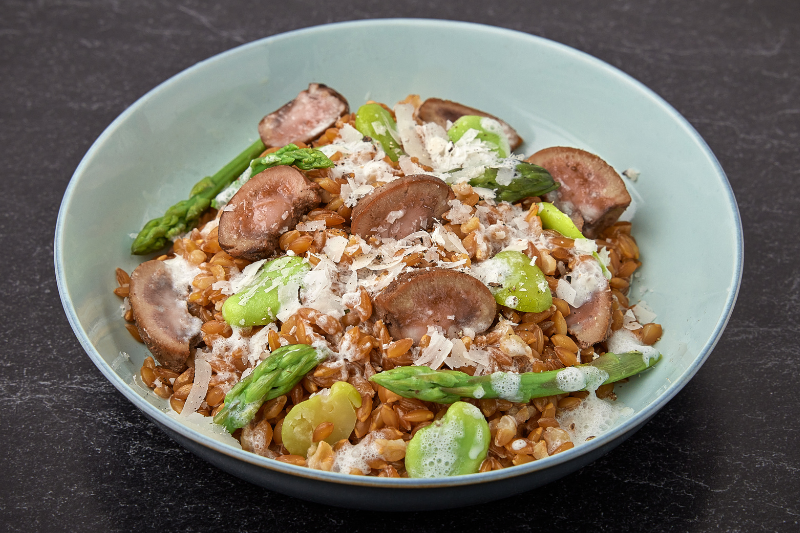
[{"xmin": 56, "ymin": 19, "xmax": 741, "ymax": 489}]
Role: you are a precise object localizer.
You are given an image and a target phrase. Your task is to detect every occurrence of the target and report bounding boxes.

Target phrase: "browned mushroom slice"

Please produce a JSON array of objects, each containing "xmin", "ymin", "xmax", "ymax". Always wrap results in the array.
[
  {"xmin": 526, "ymin": 147, "xmax": 631, "ymax": 239},
  {"xmin": 218, "ymin": 165, "xmax": 320, "ymax": 261},
  {"xmin": 129, "ymin": 260, "xmax": 203, "ymax": 372},
  {"xmin": 374, "ymin": 268, "xmax": 497, "ymax": 342},
  {"xmin": 563, "ymin": 258, "xmax": 612, "ymax": 347},
  {"xmin": 417, "ymin": 98, "xmax": 523, "ymax": 151},
  {"xmin": 350, "ymin": 175, "xmax": 455, "ymax": 240},
  {"xmin": 258, "ymin": 83, "xmax": 349, "ymax": 147}
]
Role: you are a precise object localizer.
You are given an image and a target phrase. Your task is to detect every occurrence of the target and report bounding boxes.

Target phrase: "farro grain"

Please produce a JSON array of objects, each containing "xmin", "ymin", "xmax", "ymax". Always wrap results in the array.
[
  {"xmin": 141, "ymin": 366, "xmax": 156, "ymax": 388},
  {"xmin": 553, "ymin": 311, "xmax": 567, "ymax": 336},
  {"xmin": 113, "ymin": 285, "xmax": 129, "ymax": 298},
  {"xmin": 551, "ymin": 334, "xmax": 578, "ymax": 353},
  {"xmin": 554, "ymin": 346, "xmax": 579, "ymax": 367},
  {"xmin": 552, "ymin": 297, "xmax": 570, "ymax": 317},
  {"xmin": 312, "ymin": 422, "xmax": 335, "ymax": 442},
  {"xmin": 170, "ymin": 396, "xmax": 184, "ymax": 414},
  {"xmin": 558, "ymin": 397, "xmax": 582, "ymax": 410},
  {"xmin": 641, "ymin": 323, "xmax": 663, "ymax": 345},
  {"xmin": 276, "ymin": 455, "xmax": 306, "ymax": 466},
  {"xmin": 126, "ymin": 324, "xmax": 143, "ymax": 343}
]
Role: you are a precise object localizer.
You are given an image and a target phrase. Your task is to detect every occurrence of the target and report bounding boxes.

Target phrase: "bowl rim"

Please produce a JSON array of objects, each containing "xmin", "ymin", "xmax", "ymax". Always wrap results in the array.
[{"xmin": 54, "ymin": 18, "xmax": 743, "ymax": 489}]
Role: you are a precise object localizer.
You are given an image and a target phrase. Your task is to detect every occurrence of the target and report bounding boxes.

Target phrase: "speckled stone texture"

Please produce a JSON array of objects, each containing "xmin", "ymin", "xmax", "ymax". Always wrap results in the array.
[{"xmin": 2, "ymin": 0, "xmax": 798, "ymax": 531}]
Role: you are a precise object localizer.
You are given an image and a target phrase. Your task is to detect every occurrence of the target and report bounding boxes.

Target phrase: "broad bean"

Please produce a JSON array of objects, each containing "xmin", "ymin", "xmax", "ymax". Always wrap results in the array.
[
  {"xmin": 281, "ymin": 381, "xmax": 362, "ymax": 457},
  {"xmin": 221, "ymin": 256, "xmax": 309, "ymax": 327},
  {"xmin": 482, "ymin": 250, "xmax": 552, "ymax": 313},
  {"xmin": 405, "ymin": 401, "xmax": 490, "ymax": 477},
  {"xmin": 537, "ymin": 202, "xmax": 610, "ymax": 276},
  {"xmin": 537, "ymin": 202, "xmax": 584, "ymax": 239},
  {"xmin": 447, "ymin": 115, "xmax": 510, "ymax": 158}
]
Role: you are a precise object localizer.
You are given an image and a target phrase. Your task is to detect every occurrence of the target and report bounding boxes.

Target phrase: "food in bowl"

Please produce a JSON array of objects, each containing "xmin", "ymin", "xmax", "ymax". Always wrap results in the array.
[{"xmin": 114, "ymin": 83, "xmax": 662, "ymax": 478}]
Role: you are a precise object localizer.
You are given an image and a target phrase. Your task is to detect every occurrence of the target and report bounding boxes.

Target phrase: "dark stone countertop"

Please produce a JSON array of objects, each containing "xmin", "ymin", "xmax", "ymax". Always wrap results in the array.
[{"xmin": 2, "ymin": 1, "xmax": 798, "ymax": 531}]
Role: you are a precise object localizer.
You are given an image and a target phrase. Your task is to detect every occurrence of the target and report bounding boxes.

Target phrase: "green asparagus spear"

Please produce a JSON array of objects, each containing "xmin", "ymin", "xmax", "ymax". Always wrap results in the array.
[
  {"xmin": 248, "ymin": 144, "xmax": 334, "ymax": 174},
  {"xmin": 213, "ymin": 144, "xmax": 335, "ymax": 208},
  {"xmin": 468, "ymin": 161, "xmax": 560, "ymax": 203},
  {"xmin": 131, "ymin": 138, "xmax": 266, "ymax": 255},
  {"xmin": 213, "ymin": 344, "xmax": 327, "ymax": 432},
  {"xmin": 369, "ymin": 351, "xmax": 660, "ymax": 404}
]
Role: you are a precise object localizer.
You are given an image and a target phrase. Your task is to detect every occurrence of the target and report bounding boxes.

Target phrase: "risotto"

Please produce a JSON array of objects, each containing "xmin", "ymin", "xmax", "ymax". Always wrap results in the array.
[{"xmin": 115, "ymin": 84, "xmax": 662, "ymax": 478}]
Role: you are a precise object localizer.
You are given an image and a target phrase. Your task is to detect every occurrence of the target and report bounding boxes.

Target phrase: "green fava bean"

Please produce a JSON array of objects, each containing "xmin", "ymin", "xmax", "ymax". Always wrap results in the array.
[
  {"xmin": 221, "ymin": 256, "xmax": 309, "ymax": 327},
  {"xmin": 483, "ymin": 250, "xmax": 552, "ymax": 313},
  {"xmin": 405, "ymin": 401, "xmax": 490, "ymax": 478},
  {"xmin": 281, "ymin": 381, "xmax": 362, "ymax": 457},
  {"xmin": 537, "ymin": 202, "xmax": 584, "ymax": 239},
  {"xmin": 354, "ymin": 103, "xmax": 405, "ymax": 162},
  {"xmin": 537, "ymin": 202, "xmax": 610, "ymax": 277},
  {"xmin": 447, "ymin": 115, "xmax": 511, "ymax": 158}
]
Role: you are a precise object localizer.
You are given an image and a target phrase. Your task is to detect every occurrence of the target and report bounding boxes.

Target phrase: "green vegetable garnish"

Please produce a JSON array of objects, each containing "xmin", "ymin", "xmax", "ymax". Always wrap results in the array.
[
  {"xmin": 221, "ymin": 256, "xmax": 310, "ymax": 327},
  {"xmin": 467, "ymin": 162, "xmax": 560, "ymax": 203},
  {"xmin": 213, "ymin": 344, "xmax": 327, "ymax": 432},
  {"xmin": 537, "ymin": 201, "xmax": 584, "ymax": 239},
  {"xmin": 131, "ymin": 138, "xmax": 266, "ymax": 255},
  {"xmin": 537, "ymin": 201, "xmax": 609, "ymax": 276},
  {"xmin": 354, "ymin": 103, "xmax": 405, "ymax": 162},
  {"xmin": 281, "ymin": 381, "xmax": 362, "ymax": 457},
  {"xmin": 248, "ymin": 144, "xmax": 334, "ymax": 174},
  {"xmin": 405, "ymin": 401, "xmax": 490, "ymax": 478},
  {"xmin": 447, "ymin": 115, "xmax": 510, "ymax": 158},
  {"xmin": 369, "ymin": 351, "xmax": 660, "ymax": 404},
  {"xmin": 214, "ymin": 144, "xmax": 334, "ymax": 208},
  {"xmin": 481, "ymin": 250, "xmax": 552, "ymax": 312}
]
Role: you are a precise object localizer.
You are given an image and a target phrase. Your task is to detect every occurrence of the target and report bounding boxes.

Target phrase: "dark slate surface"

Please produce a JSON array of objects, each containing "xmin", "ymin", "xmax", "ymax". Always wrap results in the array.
[{"xmin": 2, "ymin": 0, "xmax": 798, "ymax": 531}]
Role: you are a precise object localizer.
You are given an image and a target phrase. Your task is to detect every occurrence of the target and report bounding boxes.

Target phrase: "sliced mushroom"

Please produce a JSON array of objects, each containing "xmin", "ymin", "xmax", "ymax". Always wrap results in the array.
[
  {"xmin": 374, "ymin": 268, "xmax": 497, "ymax": 342},
  {"xmin": 129, "ymin": 260, "xmax": 203, "ymax": 372},
  {"xmin": 417, "ymin": 98, "xmax": 523, "ymax": 151},
  {"xmin": 526, "ymin": 147, "xmax": 631, "ymax": 239},
  {"xmin": 564, "ymin": 257, "xmax": 612, "ymax": 347},
  {"xmin": 218, "ymin": 165, "xmax": 320, "ymax": 260},
  {"xmin": 258, "ymin": 83, "xmax": 349, "ymax": 147},
  {"xmin": 350, "ymin": 175, "xmax": 454, "ymax": 240}
]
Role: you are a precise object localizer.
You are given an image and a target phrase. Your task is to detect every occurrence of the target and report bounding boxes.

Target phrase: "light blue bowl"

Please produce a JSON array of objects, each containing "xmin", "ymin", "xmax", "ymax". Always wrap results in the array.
[{"xmin": 55, "ymin": 19, "xmax": 742, "ymax": 510}]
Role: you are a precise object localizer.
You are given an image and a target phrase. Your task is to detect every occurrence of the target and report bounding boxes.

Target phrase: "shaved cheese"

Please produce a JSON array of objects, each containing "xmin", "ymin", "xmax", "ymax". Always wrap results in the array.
[
  {"xmin": 495, "ymin": 166, "xmax": 515, "ymax": 186},
  {"xmin": 623, "ymin": 309, "xmax": 643, "ymax": 330},
  {"xmin": 323, "ymin": 235, "xmax": 349, "ymax": 262},
  {"xmin": 300, "ymin": 261, "xmax": 345, "ymax": 318},
  {"xmin": 444, "ymin": 199, "xmax": 473, "ymax": 224},
  {"xmin": 398, "ymin": 155, "xmax": 425, "ymax": 176},
  {"xmin": 556, "ymin": 278, "xmax": 578, "ymax": 307},
  {"xmin": 574, "ymin": 238, "xmax": 598, "ymax": 254},
  {"xmin": 560, "ymin": 259, "xmax": 606, "ymax": 308},
  {"xmin": 182, "ymin": 356, "xmax": 211, "ymax": 416},
  {"xmin": 338, "ymin": 123, "xmax": 363, "ymax": 143},
  {"xmin": 414, "ymin": 327, "xmax": 453, "ymax": 369},
  {"xmin": 632, "ymin": 301, "xmax": 657, "ymax": 324},
  {"xmin": 394, "ymin": 103, "xmax": 434, "ymax": 166},
  {"xmin": 443, "ymin": 338, "xmax": 472, "ymax": 369},
  {"xmin": 350, "ymin": 251, "xmax": 378, "ymax": 270},
  {"xmin": 276, "ymin": 278, "xmax": 303, "ymax": 322},
  {"xmin": 296, "ymin": 220, "xmax": 327, "ymax": 232},
  {"xmin": 226, "ymin": 259, "xmax": 267, "ymax": 295},
  {"xmin": 431, "ymin": 225, "xmax": 469, "ymax": 255}
]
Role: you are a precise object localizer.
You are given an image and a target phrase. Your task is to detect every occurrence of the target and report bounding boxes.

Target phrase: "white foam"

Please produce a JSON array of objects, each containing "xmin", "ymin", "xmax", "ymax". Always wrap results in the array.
[
  {"xmin": 490, "ymin": 372, "xmax": 522, "ymax": 402},
  {"xmin": 558, "ymin": 393, "xmax": 634, "ymax": 445}
]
